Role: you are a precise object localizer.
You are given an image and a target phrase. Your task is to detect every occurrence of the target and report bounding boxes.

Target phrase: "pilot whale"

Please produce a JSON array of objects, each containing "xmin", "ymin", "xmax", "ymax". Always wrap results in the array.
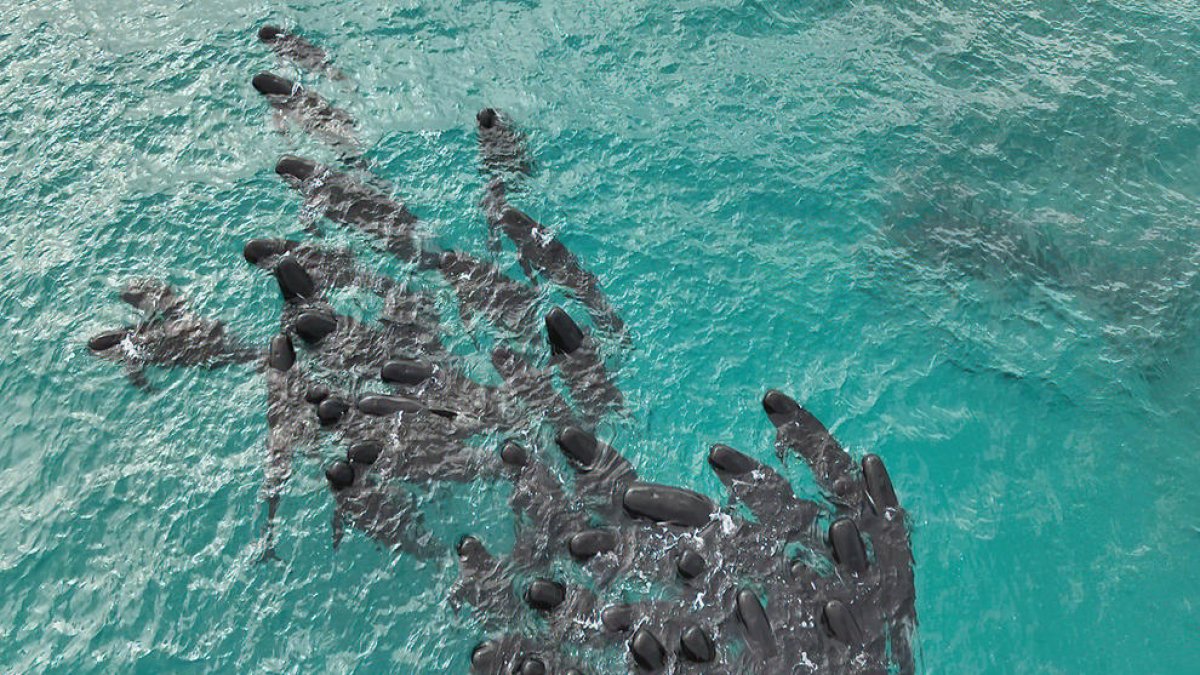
[
  {"xmin": 257, "ymin": 24, "xmax": 346, "ymax": 80},
  {"xmin": 252, "ymin": 72, "xmax": 357, "ymax": 150},
  {"xmin": 544, "ymin": 307, "xmax": 623, "ymax": 422},
  {"xmin": 437, "ymin": 251, "xmax": 542, "ymax": 340},
  {"xmin": 276, "ymin": 156, "xmax": 423, "ymax": 262},
  {"xmin": 252, "ymin": 249, "xmax": 518, "ymax": 428},
  {"xmin": 257, "ymin": 333, "xmax": 321, "ymax": 562},
  {"xmin": 326, "ymin": 460, "xmax": 437, "ymax": 557},
  {"xmin": 476, "ymin": 108, "xmax": 532, "ymax": 179},
  {"xmin": 87, "ymin": 279, "xmax": 257, "ymax": 388}
]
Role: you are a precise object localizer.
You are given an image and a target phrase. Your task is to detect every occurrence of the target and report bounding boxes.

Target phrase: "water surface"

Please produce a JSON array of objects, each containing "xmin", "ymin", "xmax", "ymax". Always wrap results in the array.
[{"xmin": 1, "ymin": 0, "xmax": 1197, "ymax": 672}]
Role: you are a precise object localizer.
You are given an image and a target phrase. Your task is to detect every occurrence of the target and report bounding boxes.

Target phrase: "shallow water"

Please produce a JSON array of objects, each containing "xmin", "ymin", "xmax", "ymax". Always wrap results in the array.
[{"xmin": 1, "ymin": 0, "xmax": 1198, "ymax": 672}]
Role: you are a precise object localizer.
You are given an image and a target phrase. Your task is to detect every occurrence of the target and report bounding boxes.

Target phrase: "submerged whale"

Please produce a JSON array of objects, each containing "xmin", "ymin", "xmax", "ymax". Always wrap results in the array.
[
  {"xmin": 249, "ymin": 245, "xmax": 525, "ymax": 430},
  {"xmin": 326, "ymin": 459, "xmax": 437, "ymax": 556},
  {"xmin": 252, "ymin": 72, "xmax": 357, "ymax": 150},
  {"xmin": 257, "ymin": 332, "xmax": 321, "ymax": 561},
  {"xmin": 479, "ymin": 166, "xmax": 625, "ymax": 338},
  {"xmin": 249, "ymin": 239, "xmax": 446, "ymax": 359},
  {"xmin": 544, "ymin": 307, "xmax": 623, "ymax": 422},
  {"xmin": 87, "ymin": 279, "xmax": 257, "ymax": 388},
  {"xmin": 257, "ymin": 24, "xmax": 346, "ymax": 80},
  {"xmin": 476, "ymin": 108, "xmax": 532, "ymax": 179},
  {"xmin": 491, "ymin": 346, "xmax": 576, "ymax": 429},
  {"xmin": 276, "ymin": 156, "xmax": 423, "ymax": 262}
]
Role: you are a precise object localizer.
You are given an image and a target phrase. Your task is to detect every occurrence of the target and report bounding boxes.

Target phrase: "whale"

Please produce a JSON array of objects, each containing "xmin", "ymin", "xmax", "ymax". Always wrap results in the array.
[
  {"xmin": 245, "ymin": 238, "xmax": 446, "ymax": 359},
  {"xmin": 495, "ymin": 440, "xmax": 592, "ymax": 567},
  {"xmin": 80, "ymin": 77, "xmax": 919, "ymax": 674},
  {"xmin": 466, "ymin": 633, "xmax": 590, "ymax": 675},
  {"xmin": 338, "ymin": 414, "xmax": 502, "ymax": 486},
  {"xmin": 476, "ymin": 108, "xmax": 532, "ymax": 180},
  {"xmin": 87, "ymin": 279, "xmax": 257, "ymax": 388},
  {"xmin": 252, "ymin": 72, "xmax": 357, "ymax": 150},
  {"xmin": 249, "ymin": 252, "xmax": 523, "ymax": 431},
  {"xmin": 544, "ymin": 307, "xmax": 623, "ymax": 423},
  {"xmin": 326, "ymin": 460, "xmax": 437, "ymax": 557},
  {"xmin": 276, "ymin": 156, "xmax": 423, "ymax": 262},
  {"xmin": 257, "ymin": 24, "xmax": 346, "ymax": 80},
  {"xmin": 257, "ymin": 333, "xmax": 321, "ymax": 562},
  {"xmin": 480, "ymin": 173, "xmax": 625, "ymax": 338},
  {"xmin": 323, "ymin": 373, "xmax": 498, "ymax": 442},
  {"xmin": 490, "ymin": 346, "xmax": 576, "ymax": 428}
]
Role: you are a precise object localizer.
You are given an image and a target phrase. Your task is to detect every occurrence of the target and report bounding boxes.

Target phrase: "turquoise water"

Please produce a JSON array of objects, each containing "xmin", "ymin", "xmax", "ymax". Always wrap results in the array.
[{"xmin": 2, "ymin": 0, "xmax": 1198, "ymax": 671}]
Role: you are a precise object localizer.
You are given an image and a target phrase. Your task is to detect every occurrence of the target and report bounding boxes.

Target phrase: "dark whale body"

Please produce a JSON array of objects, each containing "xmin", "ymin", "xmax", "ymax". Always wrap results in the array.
[
  {"xmin": 257, "ymin": 24, "xmax": 346, "ymax": 80},
  {"xmin": 246, "ymin": 245, "xmax": 516, "ymax": 427},
  {"xmin": 276, "ymin": 156, "xmax": 422, "ymax": 262},
  {"xmin": 544, "ymin": 307, "xmax": 623, "ymax": 422},
  {"xmin": 475, "ymin": 109, "xmax": 624, "ymax": 337},
  {"xmin": 326, "ymin": 460, "xmax": 436, "ymax": 556},
  {"xmin": 243, "ymin": 238, "xmax": 408, "ymax": 313},
  {"xmin": 252, "ymin": 72, "xmax": 357, "ymax": 149},
  {"xmin": 87, "ymin": 279, "xmax": 257, "ymax": 388},
  {"xmin": 257, "ymin": 333, "xmax": 322, "ymax": 561},
  {"xmin": 482, "ymin": 180, "xmax": 625, "ymax": 337},
  {"xmin": 476, "ymin": 108, "xmax": 532, "ymax": 179}
]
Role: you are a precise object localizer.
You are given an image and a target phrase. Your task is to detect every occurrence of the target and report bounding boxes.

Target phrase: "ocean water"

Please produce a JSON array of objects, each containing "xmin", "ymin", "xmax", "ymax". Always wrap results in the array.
[{"xmin": 1, "ymin": 0, "xmax": 1197, "ymax": 672}]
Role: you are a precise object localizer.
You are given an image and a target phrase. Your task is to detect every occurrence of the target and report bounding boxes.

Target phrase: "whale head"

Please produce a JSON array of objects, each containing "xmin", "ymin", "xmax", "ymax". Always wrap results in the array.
[
  {"xmin": 252, "ymin": 72, "xmax": 296, "ymax": 97},
  {"xmin": 242, "ymin": 238, "xmax": 298, "ymax": 266},
  {"xmin": 762, "ymin": 389, "xmax": 803, "ymax": 427},
  {"xmin": 500, "ymin": 440, "xmax": 529, "ymax": 468},
  {"xmin": 275, "ymin": 155, "xmax": 319, "ymax": 183},
  {"xmin": 325, "ymin": 460, "xmax": 355, "ymax": 490},
  {"xmin": 258, "ymin": 25, "xmax": 285, "ymax": 42},
  {"xmin": 88, "ymin": 328, "xmax": 130, "ymax": 353},
  {"xmin": 457, "ymin": 536, "xmax": 492, "ymax": 568},
  {"xmin": 477, "ymin": 108, "xmax": 500, "ymax": 129},
  {"xmin": 545, "ymin": 307, "xmax": 585, "ymax": 355}
]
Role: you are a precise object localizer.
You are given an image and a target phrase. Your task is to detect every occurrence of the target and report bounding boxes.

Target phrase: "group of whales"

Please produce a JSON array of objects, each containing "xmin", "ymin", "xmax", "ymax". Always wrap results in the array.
[{"xmin": 87, "ymin": 25, "xmax": 917, "ymax": 674}]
